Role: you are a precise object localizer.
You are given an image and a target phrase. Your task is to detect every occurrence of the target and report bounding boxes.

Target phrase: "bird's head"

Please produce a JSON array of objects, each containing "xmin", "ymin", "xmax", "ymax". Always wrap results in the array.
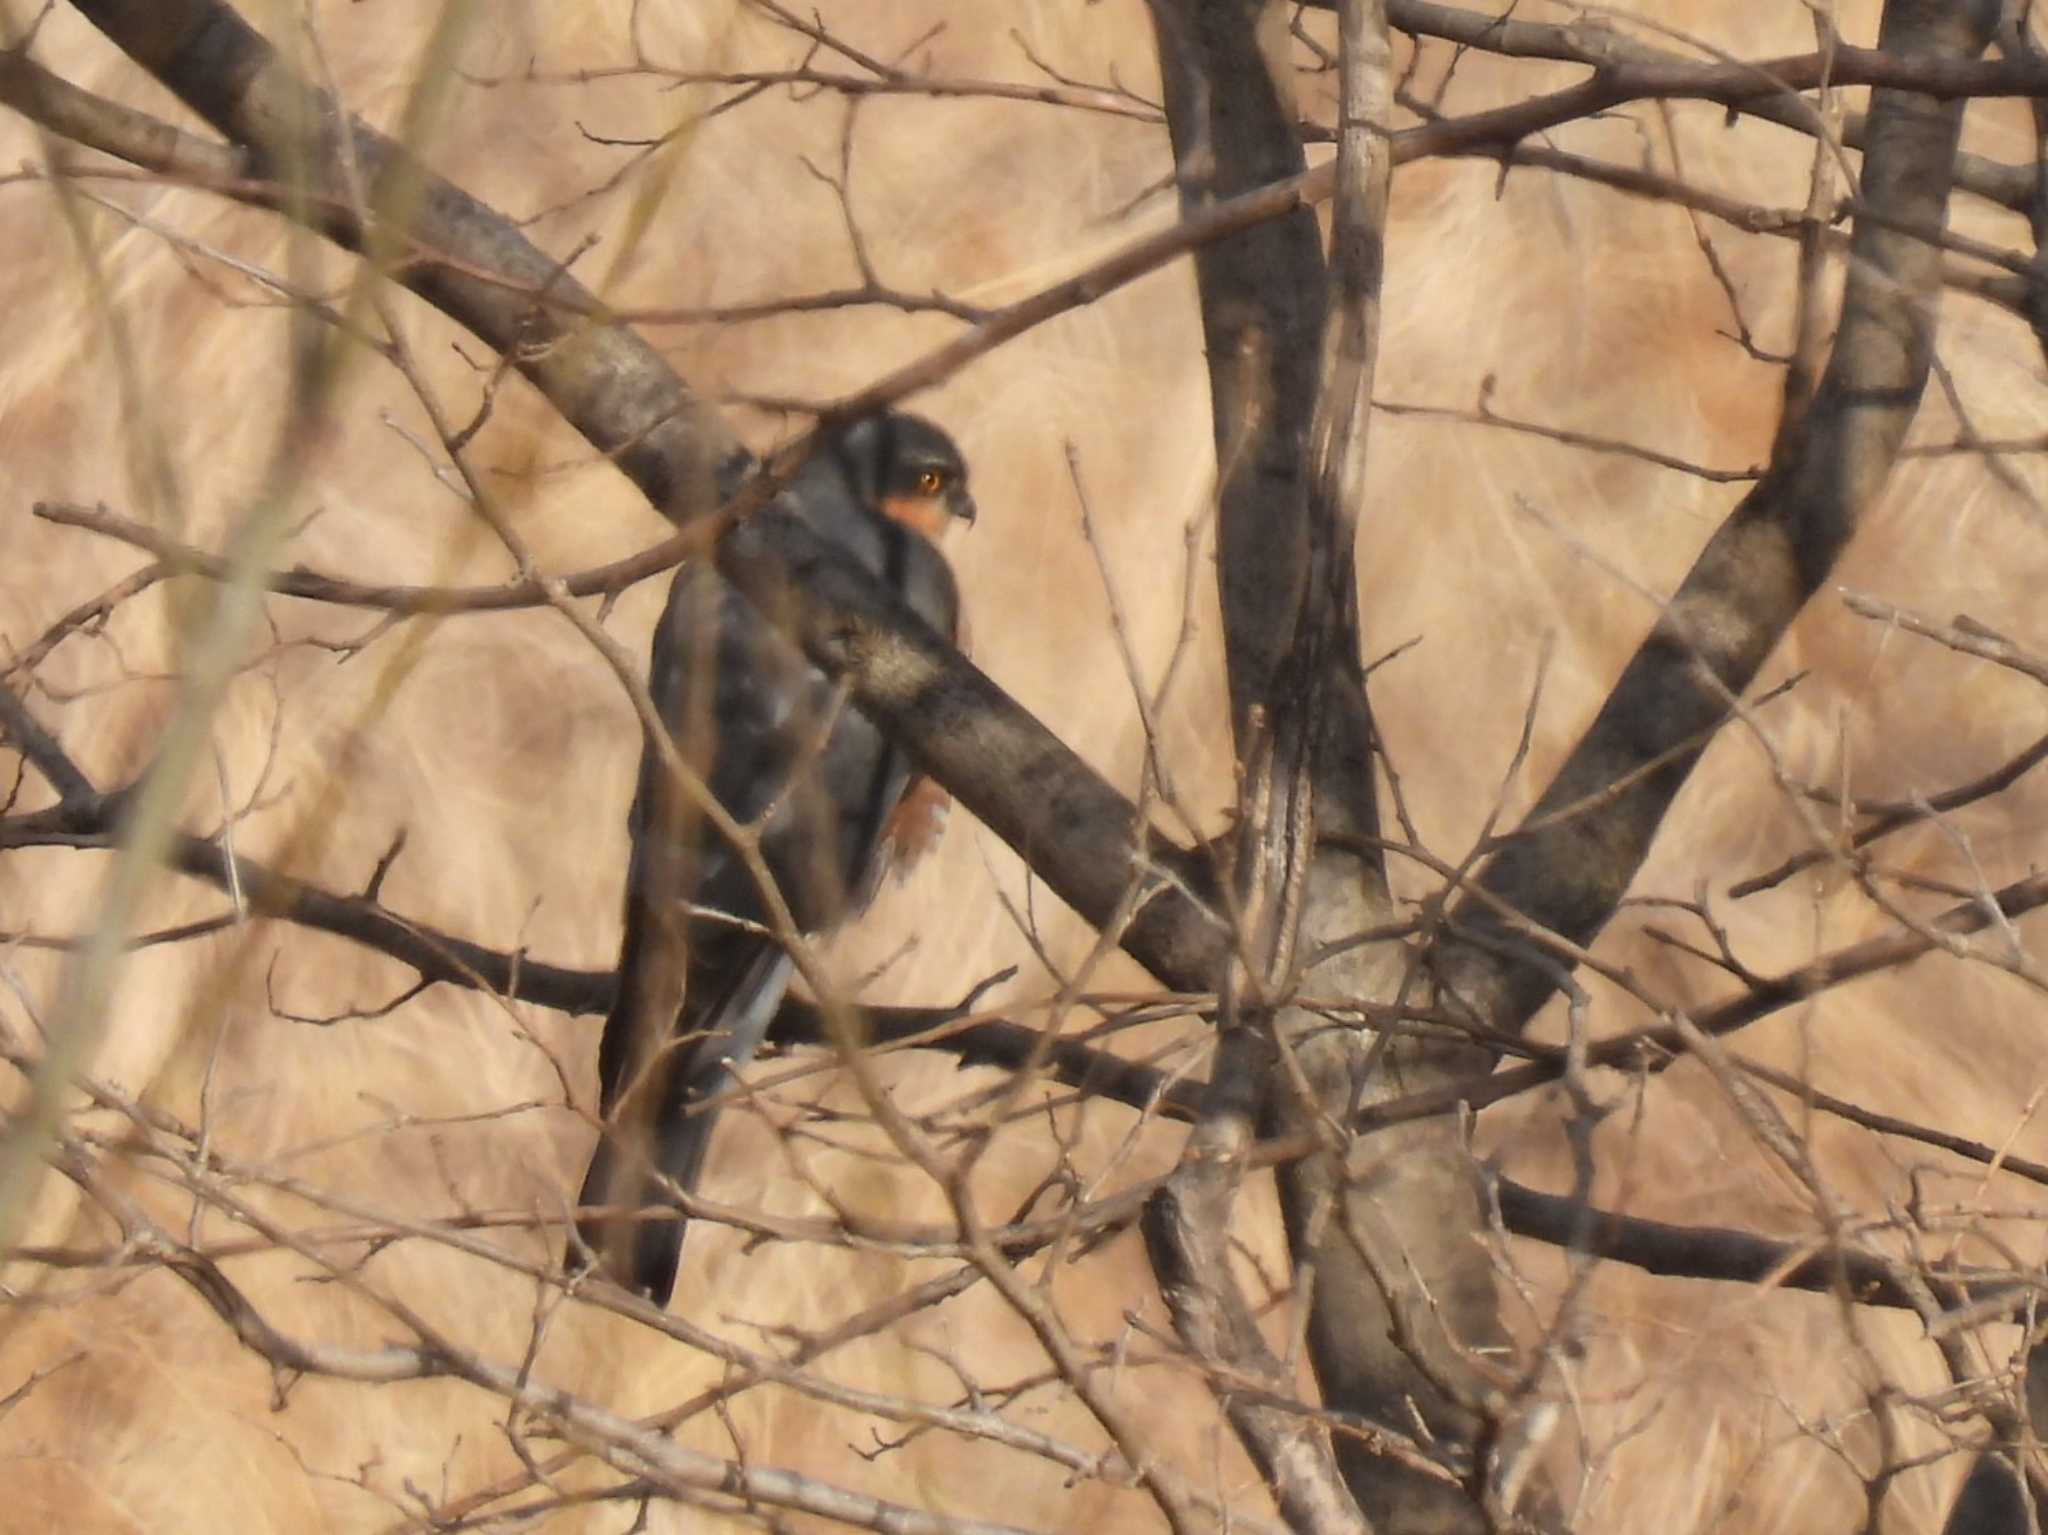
[{"xmin": 823, "ymin": 412, "xmax": 977, "ymax": 538}]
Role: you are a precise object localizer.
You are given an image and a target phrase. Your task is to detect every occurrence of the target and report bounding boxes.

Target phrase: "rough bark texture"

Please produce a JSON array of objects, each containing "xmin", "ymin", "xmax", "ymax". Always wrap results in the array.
[
  {"xmin": 1940, "ymin": 1333, "xmax": 2048, "ymax": 1534},
  {"xmin": 1286, "ymin": 3, "xmax": 1510, "ymax": 1529},
  {"xmin": 1433, "ymin": 0, "xmax": 2003, "ymax": 1040},
  {"xmin": 1149, "ymin": 0, "xmax": 1325, "ymax": 742},
  {"xmin": 1149, "ymin": 2, "xmax": 1508, "ymax": 1528}
]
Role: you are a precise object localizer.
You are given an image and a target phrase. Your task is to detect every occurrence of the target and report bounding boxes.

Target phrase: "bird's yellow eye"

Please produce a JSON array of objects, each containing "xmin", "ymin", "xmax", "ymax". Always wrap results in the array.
[{"xmin": 917, "ymin": 468, "xmax": 947, "ymax": 495}]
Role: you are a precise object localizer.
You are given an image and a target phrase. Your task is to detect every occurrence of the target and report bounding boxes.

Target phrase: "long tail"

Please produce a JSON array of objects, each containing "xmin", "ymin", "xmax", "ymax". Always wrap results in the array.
[{"xmin": 576, "ymin": 947, "xmax": 794, "ymax": 1304}]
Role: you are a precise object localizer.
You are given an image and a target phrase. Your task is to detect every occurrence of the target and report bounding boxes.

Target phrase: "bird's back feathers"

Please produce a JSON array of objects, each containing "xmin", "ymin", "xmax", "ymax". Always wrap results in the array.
[{"xmin": 576, "ymin": 416, "xmax": 966, "ymax": 1303}]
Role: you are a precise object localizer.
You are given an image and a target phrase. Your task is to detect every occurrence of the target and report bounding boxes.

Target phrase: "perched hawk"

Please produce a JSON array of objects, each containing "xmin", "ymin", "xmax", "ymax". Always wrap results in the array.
[{"xmin": 577, "ymin": 413, "xmax": 975, "ymax": 1304}]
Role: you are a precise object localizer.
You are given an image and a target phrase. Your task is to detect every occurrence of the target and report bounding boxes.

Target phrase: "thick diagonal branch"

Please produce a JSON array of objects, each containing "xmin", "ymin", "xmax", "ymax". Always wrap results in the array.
[
  {"xmin": 45, "ymin": 0, "xmax": 1231, "ymax": 997},
  {"xmin": 1434, "ymin": 0, "xmax": 2002, "ymax": 1040},
  {"xmin": 59, "ymin": 1, "xmax": 737, "ymax": 517}
]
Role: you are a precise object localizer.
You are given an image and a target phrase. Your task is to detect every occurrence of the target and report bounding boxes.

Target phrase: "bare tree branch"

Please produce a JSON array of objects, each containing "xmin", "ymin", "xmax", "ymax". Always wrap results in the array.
[
  {"xmin": 25, "ymin": 0, "xmax": 1244, "ymax": 1004},
  {"xmin": 1369, "ymin": 0, "xmax": 2029, "ymax": 210},
  {"xmin": 1143, "ymin": 0, "xmax": 1389, "ymax": 1526},
  {"xmin": 0, "ymin": 738, "xmax": 609, "ymax": 1016},
  {"xmin": 1145, "ymin": 0, "xmax": 1523, "ymax": 1526},
  {"xmin": 34, "ymin": 496, "xmax": 724, "ymax": 615},
  {"xmin": 0, "ymin": 684, "xmax": 96, "ymax": 806},
  {"xmin": 1490, "ymin": 1177, "xmax": 2032, "ymax": 1316},
  {"xmin": 1432, "ymin": 0, "xmax": 2003, "ymax": 1039},
  {"xmin": 56, "ymin": 1142, "xmax": 1056, "ymax": 1535},
  {"xmin": 12, "ymin": 7, "xmax": 2045, "ymax": 1529},
  {"xmin": 1361, "ymin": 862, "xmax": 2048, "ymax": 1135},
  {"xmin": 58, "ymin": 1, "xmax": 740, "ymax": 512}
]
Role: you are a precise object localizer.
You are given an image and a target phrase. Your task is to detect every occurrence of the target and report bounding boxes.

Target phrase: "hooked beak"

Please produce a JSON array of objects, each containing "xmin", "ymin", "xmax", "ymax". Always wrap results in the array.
[{"xmin": 949, "ymin": 486, "xmax": 978, "ymax": 526}]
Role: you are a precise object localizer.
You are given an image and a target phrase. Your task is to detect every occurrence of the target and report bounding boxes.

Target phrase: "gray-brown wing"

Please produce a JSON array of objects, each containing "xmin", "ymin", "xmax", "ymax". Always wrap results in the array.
[{"xmin": 577, "ymin": 500, "xmax": 958, "ymax": 1304}]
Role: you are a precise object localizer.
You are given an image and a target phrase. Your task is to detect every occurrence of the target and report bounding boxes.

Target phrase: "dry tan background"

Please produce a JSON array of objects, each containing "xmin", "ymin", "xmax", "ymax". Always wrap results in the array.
[{"xmin": 3, "ymin": 1, "xmax": 2047, "ymax": 1530}]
